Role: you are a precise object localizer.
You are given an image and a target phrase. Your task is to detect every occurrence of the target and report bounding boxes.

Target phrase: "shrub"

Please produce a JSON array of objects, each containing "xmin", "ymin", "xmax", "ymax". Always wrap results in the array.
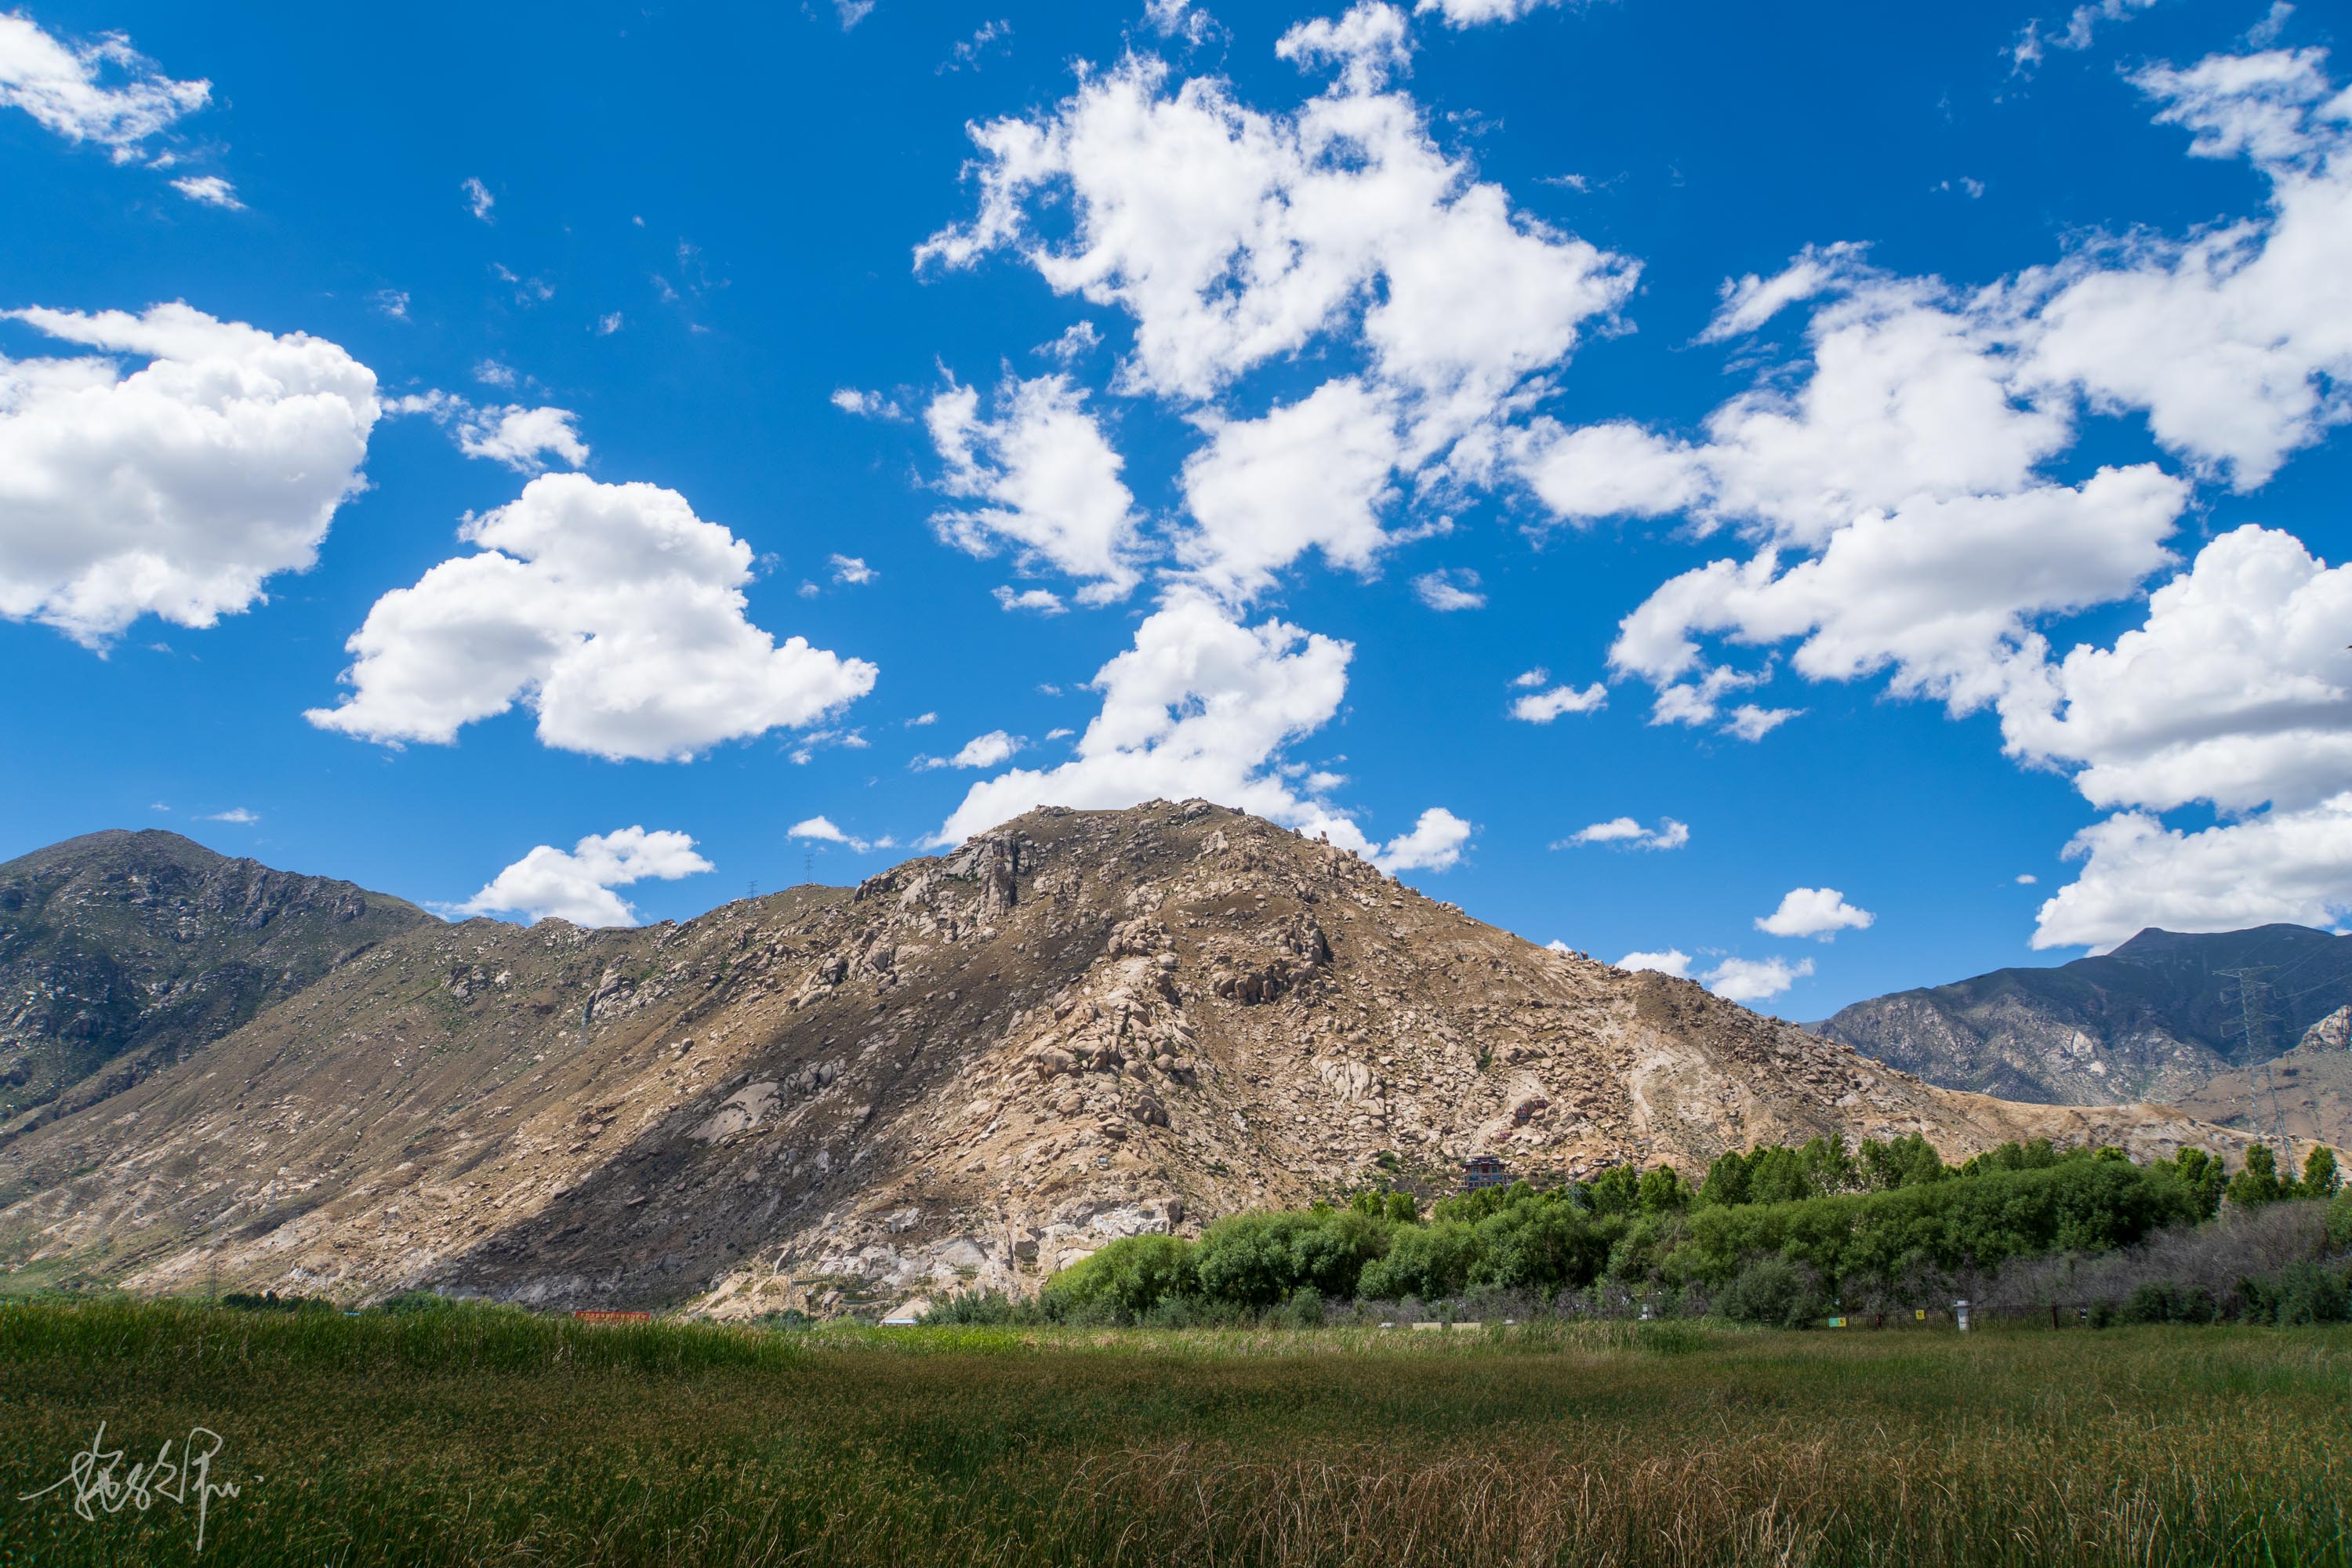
[
  {"xmin": 220, "ymin": 1290, "xmax": 335, "ymax": 1313},
  {"xmin": 2117, "ymin": 1282, "xmax": 2219, "ymax": 1325},
  {"xmin": 920, "ymin": 1289, "xmax": 1043, "ymax": 1327},
  {"xmin": 1715, "ymin": 1257, "xmax": 1828, "ymax": 1329},
  {"xmin": 1279, "ymin": 1285, "xmax": 1326, "ymax": 1329},
  {"xmin": 2241, "ymin": 1261, "xmax": 2352, "ymax": 1326},
  {"xmin": 1042, "ymin": 1234, "xmax": 1198, "ymax": 1321},
  {"xmin": 2327, "ymin": 1189, "xmax": 2352, "ymax": 1253},
  {"xmin": 374, "ymin": 1290, "xmax": 457, "ymax": 1314}
]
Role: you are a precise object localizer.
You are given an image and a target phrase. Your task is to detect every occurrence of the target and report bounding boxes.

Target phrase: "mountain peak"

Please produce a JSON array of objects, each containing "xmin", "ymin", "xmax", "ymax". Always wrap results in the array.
[{"xmin": 0, "ymin": 805, "xmax": 2252, "ymax": 1314}]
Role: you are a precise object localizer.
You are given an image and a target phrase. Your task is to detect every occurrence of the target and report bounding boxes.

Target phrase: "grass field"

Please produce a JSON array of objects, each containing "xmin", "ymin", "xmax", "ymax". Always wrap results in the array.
[{"xmin": 2, "ymin": 1301, "xmax": 2347, "ymax": 1567}]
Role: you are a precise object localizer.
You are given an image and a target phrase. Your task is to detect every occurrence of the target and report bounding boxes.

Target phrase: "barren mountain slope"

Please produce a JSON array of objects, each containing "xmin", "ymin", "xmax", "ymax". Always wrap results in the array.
[
  {"xmin": 0, "ymin": 830, "xmax": 429, "ymax": 1138},
  {"xmin": 2173, "ymin": 1006, "xmax": 2352, "ymax": 1148},
  {"xmin": 0, "ymin": 804, "xmax": 2270, "ymax": 1316}
]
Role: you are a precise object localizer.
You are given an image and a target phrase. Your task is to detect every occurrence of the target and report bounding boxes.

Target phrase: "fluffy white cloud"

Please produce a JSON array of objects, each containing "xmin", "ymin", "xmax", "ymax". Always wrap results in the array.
[
  {"xmin": 1509, "ymin": 681, "xmax": 1606, "ymax": 722},
  {"xmin": 917, "ymin": 21, "xmax": 1634, "ymax": 593},
  {"xmin": 0, "ymin": 13, "xmax": 208, "ymax": 147},
  {"xmin": 828, "ymin": 554, "xmax": 875, "ymax": 586},
  {"xmin": 1611, "ymin": 467, "xmax": 2189, "ymax": 727},
  {"xmin": 939, "ymin": 593, "xmax": 1344, "ymax": 838},
  {"xmin": 1374, "ymin": 806, "xmax": 1472, "ymax": 872},
  {"xmin": 927, "ymin": 372, "xmax": 1143, "ymax": 601},
  {"xmin": 457, "ymin": 826, "xmax": 711, "ymax": 927},
  {"xmin": 463, "ymin": 176, "xmax": 493, "ymax": 221},
  {"xmin": 1756, "ymin": 887, "xmax": 1875, "ymax": 940},
  {"xmin": 1178, "ymin": 378, "xmax": 1399, "ymax": 597},
  {"xmin": 1274, "ymin": 2, "xmax": 1413, "ymax": 94},
  {"xmin": 1704, "ymin": 954, "xmax": 1814, "ymax": 1004},
  {"xmin": 0, "ymin": 302, "xmax": 379, "ymax": 645},
  {"xmin": 307, "ymin": 474, "xmax": 877, "ymax": 761},
  {"xmin": 2033, "ymin": 797, "xmax": 2352, "ymax": 952},
  {"xmin": 2009, "ymin": 525, "xmax": 2352, "ymax": 816},
  {"xmin": 1616, "ymin": 948, "xmax": 1693, "ymax": 978},
  {"xmin": 169, "ymin": 174, "xmax": 241, "ymax": 209},
  {"xmin": 460, "ymin": 404, "xmax": 590, "ymax": 471},
  {"xmin": 916, "ymin": 730, "xmax": 1025, "ymax": 771},
  {"xmin": 391, "ymin": 391, "xmax": 590, "ymax": 473},
  {"xmin": 201, "ymin": 807, "xmax": 258, "ymax": 825},
  {"xmin": 2018, "ymin": 51, "xmax": 2352, "ymax": 489},
  {"xmin": 1412, "ymin": 568, "xmax": 1484, "ymax": 611},
  {"xmin": 1562, "ymin": 816, "xmax": 1688, "ymax": 851}
]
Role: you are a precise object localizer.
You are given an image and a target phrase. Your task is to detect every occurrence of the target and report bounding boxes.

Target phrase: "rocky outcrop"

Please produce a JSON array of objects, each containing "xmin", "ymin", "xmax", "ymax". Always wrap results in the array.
[{"xmin": 0, "ymin": 805, "xmax": 2281, "ymax": 1317}]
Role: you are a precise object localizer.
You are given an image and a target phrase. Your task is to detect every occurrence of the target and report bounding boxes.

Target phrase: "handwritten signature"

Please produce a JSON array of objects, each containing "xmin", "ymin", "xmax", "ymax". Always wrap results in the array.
[{"xmin": 18, "ymin": 1422, "xmax": 253, "ymax": 1555}]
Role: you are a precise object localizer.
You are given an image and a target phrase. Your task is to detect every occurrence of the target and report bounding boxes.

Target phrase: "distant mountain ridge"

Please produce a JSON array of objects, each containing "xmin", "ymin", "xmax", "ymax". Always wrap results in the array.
[
  {"xmin": 0, "ymin": 829, "xmax": 430, "ymax": 1138},
  {"xmin": 1817, "ymin": 925, "xmax": 2352, "ymax": 1112}
]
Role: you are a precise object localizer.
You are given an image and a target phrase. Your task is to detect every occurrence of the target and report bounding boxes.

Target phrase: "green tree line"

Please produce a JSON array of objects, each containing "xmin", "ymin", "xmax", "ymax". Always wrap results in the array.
[{"xmin": 1004, "ymin": 1136, "xmax": 2347, "ymax": 1327}]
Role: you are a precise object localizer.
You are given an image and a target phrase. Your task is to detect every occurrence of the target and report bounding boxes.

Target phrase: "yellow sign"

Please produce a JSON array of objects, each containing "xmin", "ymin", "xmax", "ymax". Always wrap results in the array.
[{"xmin": 1915, "ymin": 1309, "xmax": 1926, "ymax": 1320}]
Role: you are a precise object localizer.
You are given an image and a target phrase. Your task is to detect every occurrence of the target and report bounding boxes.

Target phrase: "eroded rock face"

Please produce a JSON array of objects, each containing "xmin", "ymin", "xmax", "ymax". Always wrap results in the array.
[{"xmin": 0, "ymin": 803, "xmax": 2275, "ymax": 1318}]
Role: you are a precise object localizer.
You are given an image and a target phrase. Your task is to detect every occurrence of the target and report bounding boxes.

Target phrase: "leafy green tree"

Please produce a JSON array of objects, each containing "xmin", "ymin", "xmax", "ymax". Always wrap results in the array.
[
  {"xmin": 1697, "ymin": 1149, "xmax": 1751, "ymax": 1207},
  {"xmin": 2164, "ymin": 1148, "xmax": 2229, "ymax": 1219},
  {"xmin": 1191, "ymin": 1208, "xmax": 1386, "ymax": 1307},
  {"xmin": 1588, "ymin": 1165, "xmax": 1642, "ymax": 1216},
  {"xmin": 1638, "ymin": 1163, "xmax": 1692, "ymax": 1214},
  {"xmin": 2301, "ymin": 1146, "xmax": 2339, "ymax": 1200},
  {"xmin": 2227, "ymin": 1145, "xmax": 2288, "ymax": 1210},
  {"xmin": 1860, "ymin": 1134, "xmax": 1947, "ymax": 1191}
]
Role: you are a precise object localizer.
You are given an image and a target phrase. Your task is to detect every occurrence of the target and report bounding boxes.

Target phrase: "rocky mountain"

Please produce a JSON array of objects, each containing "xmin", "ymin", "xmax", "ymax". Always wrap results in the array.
[
  {"xmin": 0, "ymin": 830, "xmax": 430, "ymax": 1138},
  {"xmin": 1816, "ymin": 926, "xmax": 2352, "ymax": 1113},
  {"xmin": 0, "ymin": 805, "xmax": 2275, "ymax": 1316}
]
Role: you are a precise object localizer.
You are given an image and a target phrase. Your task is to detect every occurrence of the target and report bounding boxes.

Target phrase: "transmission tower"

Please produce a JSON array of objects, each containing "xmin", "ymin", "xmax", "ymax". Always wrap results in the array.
[{"xmin": 2218, "ymin": 967, "xmax": 2292, "ymax": 1156}]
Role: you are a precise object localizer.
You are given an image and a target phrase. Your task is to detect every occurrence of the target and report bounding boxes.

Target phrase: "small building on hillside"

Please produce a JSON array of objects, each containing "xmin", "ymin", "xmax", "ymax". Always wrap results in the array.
[{"xmin": 1463, "ymin": 1153, "xmax": 1509, "ymax": 1191}]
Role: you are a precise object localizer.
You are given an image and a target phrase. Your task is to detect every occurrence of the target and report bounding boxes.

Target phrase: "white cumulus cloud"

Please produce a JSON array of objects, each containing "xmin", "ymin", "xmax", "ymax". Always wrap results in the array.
[
  {"xmin": 934, "ymin": 590, "xmax": 1432, "ymax": 858},
  {"xmin": 307, "ymin": 473, "xmax": 877, "ymax": 761},
  {"xmin": 1756, "ymin": 887, "xmax": 1876, "ymax": 940},
  {"xmin": 1704, "ymin": 954, "xmax": 1815, "ymax": 1004},
  {"xmin": 1374, "ymin": 806, "xmax": 1473, "ymax": 872},
  {"xmin": 0, "ymin": 302, "xmax": 379, "ymax": 646},
  {"xmin": 916, "ymin": 729, "xmax": 1025, "ymax": 771},
  {"xmin": 2033, "ymin": 797, "xmax": 2352, "ymax": 952},
  {"xmin": 927, "ymin": 372, "xmax": 1144, "ymax": 602},
  {"xmin": 1616, "ymin": 948, "xmax": 1693, "ymax": 978},
  {"xmin": 457, "ymin": 826, "xmax": 711, "ymax": 927}
]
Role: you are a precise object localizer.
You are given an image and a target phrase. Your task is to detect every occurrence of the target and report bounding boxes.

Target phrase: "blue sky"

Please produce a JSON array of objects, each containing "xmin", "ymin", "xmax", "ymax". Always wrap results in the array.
[{"xmin": 2, "ymin": 0, "xmax": 2348, "ymax": 1018}]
